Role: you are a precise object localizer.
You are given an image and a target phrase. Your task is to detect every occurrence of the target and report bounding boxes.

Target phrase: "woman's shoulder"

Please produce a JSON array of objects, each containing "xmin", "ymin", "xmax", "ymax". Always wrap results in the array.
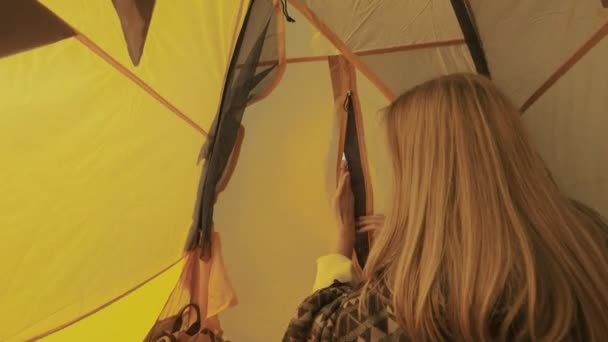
[{"xmin": 283, "ymin": 281, "xmax": 407, "ymax": 341}]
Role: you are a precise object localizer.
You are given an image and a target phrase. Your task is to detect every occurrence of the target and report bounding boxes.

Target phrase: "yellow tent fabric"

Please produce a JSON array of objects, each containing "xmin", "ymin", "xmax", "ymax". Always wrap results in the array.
[
  {"xmin": 40, "ymin": 261, "xmax": 183, "ymax": 342},
  {"xmin": 0, "ymin": 1, "xmax": 246, "ymax": 340},
  {"xmin": 1, "ymin": 0, "xmax": 607, "ymax": 341}
]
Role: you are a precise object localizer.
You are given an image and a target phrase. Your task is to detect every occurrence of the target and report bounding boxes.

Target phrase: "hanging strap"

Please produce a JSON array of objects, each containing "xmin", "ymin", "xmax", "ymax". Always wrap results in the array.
[{"xmin": 171, "ymin": 303, "xmax": 202, "ymax": 336}]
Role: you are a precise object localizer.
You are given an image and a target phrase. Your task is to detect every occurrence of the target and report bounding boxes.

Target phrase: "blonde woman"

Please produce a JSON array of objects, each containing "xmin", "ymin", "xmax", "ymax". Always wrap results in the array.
[{"xmin": 283, "ymin": 73, "xmax": 608, "ymax": 341}]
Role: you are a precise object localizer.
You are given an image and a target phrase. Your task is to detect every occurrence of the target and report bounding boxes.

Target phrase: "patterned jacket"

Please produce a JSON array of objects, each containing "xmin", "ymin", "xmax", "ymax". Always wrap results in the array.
[{"xmin": 283, "ymin": 280, "xmax": 408, "ymax": 341}]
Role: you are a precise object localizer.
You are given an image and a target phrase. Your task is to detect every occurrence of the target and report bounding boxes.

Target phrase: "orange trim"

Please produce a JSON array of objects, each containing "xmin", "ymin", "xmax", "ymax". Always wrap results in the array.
[
  {"xmin": 254, "ymin": 55, "xmax": 327, "ymax": 67},
  {"xmin": 73, "ymin": 33, "xmax": 207, "ymax": 136},
  {"xmin": 328, "ymin": 56, "xmax": 375, "ymax": 265},
  {"xmin": 35, "ymin": 1, "xmax": 207, "ymax": 136},
  {"xmin": 25, "ymin": 258, "xmax": 184, "ymax": 341},
  {"xmin": 328, "ymin": 56, "xmax": 374, "ymax": 213},
  {"xmin": 357, "ymin": 38, "xmax": 465, "ymax": 57},
  {"xmin": 520, "ymin": 20, "xmax": 608, "ymax": 112},
  {"xmin": 16, "ymin": 0, "xmax": 210, "ymax": 136},
  {"xmin": 247, "ymin": 39, "xmax": 466, "ymax": 68},
  {"xmin": 216, "ymin": 125, "xmax": 245, "ymax": 194},
  {"xmin": 247, "ymin": 0, "xmax": 287, "ymax": 106},
  {"xmin": 289, "ymin": 0, "xmax": 396, "ymax": 101}
]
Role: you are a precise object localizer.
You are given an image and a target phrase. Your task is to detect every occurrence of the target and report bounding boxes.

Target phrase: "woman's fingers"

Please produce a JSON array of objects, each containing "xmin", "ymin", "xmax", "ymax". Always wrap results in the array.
[
  {"xmin": 343, "ymin": 172, "xmax": 351, "ymax": 190},
  {"xmin": 356, "ymin": 217, "xmax": 384, "ymax": 224},
  {"xmin": 337, "ymin": 160, "xmax": 347, "ymax": 178},
  {"xmin": 356, "ymin": 214, "xmax": 385, "ymax": 224},
  {"xmin": 356, "ymin": 214, "xmax": 385, "ymax": 234},
  {"xmin": 336, "ymin": 170, "xmax": 348, "ymax": 192},
  {"xmin": 340, "ymin": 159, "xmax": 347, "ymax": 170},
  {"xmin": 357, "ymin": 224, "xmax": 379, "ymax": 233},
  {"xmin": 355, "ymin": 220, "xmax": 382, "ymax": 228}
]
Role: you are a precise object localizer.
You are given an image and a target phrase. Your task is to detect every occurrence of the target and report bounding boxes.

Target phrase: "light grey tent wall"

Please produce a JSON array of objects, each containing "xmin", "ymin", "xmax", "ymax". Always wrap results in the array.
[{"xmin": 469, "ymin": 0, "xmax": 608, "ymax": 216}]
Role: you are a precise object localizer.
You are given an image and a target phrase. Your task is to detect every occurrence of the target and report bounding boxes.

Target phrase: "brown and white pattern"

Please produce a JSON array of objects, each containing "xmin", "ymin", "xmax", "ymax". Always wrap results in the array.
[{"xmin": 283, "ymin": 281, "xmax": 409, "ymax": 341}]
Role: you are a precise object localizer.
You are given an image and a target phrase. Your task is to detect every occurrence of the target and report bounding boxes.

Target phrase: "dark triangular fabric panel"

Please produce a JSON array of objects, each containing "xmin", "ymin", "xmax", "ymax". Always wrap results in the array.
[
  {"xmin": 112, "ymin": 0, "xmax": 156, "ymax": 66},
  {"xmin": 602, "ymin": 0, "xmax": 608, "ymax": 8},
  {"xmin": 0, "ymin": 1, "xmax": 75, "ymax": 59}
]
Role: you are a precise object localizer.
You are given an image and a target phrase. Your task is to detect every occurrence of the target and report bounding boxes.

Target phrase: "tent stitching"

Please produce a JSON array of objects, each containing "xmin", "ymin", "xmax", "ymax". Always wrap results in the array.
[
  {"xmin": 24, "ymin": 257, "xmax": 185, "ymax": 341},
  {"xmin": 35, "ymin": 3, "xmax": 207, "ymax": 136}
]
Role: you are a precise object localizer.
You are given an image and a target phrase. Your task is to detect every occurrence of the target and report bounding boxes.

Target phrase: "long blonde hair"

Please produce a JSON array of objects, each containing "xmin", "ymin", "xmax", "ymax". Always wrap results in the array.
[{"xmin": 363, "ymin": 73, "xmax": 608, "ymax": 341}]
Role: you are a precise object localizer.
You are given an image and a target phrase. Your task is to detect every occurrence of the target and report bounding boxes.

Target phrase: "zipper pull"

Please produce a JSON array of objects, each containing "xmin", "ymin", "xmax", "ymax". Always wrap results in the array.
[{"xmin": 344, "ymin": 91, "xmax": 354, "ymax": 112}]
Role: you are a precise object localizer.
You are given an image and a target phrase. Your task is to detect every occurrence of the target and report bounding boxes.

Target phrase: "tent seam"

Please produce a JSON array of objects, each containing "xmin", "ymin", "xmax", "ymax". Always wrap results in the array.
[
  {"xmin": 24, "ymin": 257, "xmax": 185, "ymax": 341},
  {"xmin": 248, "ymin": 38, "xmax": 466, "ymax": 68},
  {"xmin": 520, "ymin": 20, "xmax": 608, "ymax": 113},
  {"xmin": 72, "ymin": 34, "xmax": 207, "ymax": 136},
  {"xmin": 34, "ymin": 2, "xmax": 208, "ymax": 137}
]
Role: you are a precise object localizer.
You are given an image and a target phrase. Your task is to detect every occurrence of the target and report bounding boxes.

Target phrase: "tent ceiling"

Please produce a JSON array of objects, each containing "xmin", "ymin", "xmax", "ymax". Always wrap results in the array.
[
  {"xmin": 302, "ymin": 0, "xmax": 463, "ymax": 51},
  {"xmin": 360, "ymin": 44, "xmax": 475, "ymax": 96},
  {"xmin": 524, "ymin": 36, "xmax": 608, "ymax": 217},
  {"xmin": 469, "ymin": 0, "xmax": 608, "ymax": 108}
]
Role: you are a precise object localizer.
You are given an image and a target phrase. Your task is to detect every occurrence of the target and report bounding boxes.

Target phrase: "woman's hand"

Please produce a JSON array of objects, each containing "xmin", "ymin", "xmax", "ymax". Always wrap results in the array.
[
  {"xmin": 333, "ymin": 160, "xmax": 355, "ymax": 257},
  {"xmin": 332, "ymin": 160, "xmax": 386, "ymax": 257},
  {"xmin": 356, "ymin": 214, "xmax": 385, "ymax": 237}
]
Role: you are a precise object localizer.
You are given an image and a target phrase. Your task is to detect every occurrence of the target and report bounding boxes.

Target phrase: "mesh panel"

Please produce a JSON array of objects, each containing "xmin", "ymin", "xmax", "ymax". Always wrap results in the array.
[
  {"xmin": 145, "ymin": 0, "xmax": 283, "ymax": 340},
  {"xmin": 193, "ymin": 0, "xmax": 281, "ymax": 254},
  {"xmin": 233, "ymin": 1, "xmax": 280, "ymax": 100}
]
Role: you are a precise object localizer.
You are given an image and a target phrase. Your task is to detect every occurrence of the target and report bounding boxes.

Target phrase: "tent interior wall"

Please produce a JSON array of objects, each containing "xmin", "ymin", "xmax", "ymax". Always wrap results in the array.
[{"xmin": 0, "ymin": 0, "xmax": 606, "ymax": 341}]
